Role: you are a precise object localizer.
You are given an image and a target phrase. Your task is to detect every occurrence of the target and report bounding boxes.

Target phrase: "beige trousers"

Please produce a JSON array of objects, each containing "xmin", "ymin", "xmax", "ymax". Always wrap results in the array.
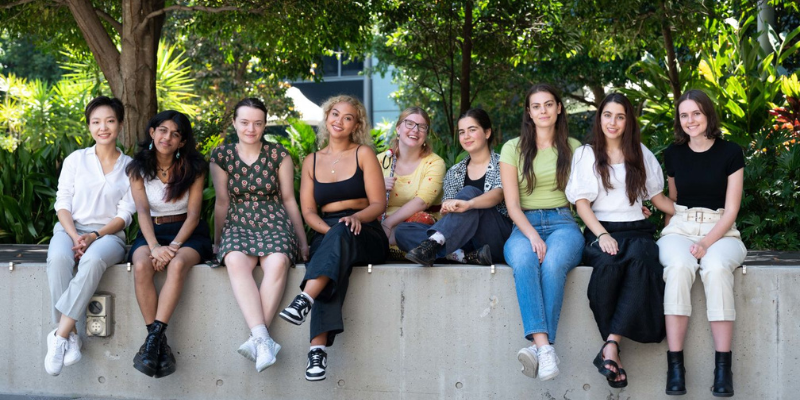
[{"xmin": 657, "ymin": 205, "xmax": 747, "ymax": 321}]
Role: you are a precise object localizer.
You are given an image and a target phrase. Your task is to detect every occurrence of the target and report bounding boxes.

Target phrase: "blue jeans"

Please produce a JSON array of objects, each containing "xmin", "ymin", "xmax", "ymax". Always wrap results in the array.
[{"xmin": 504, "ymin": 208, "xmax": 583, "ymax": 343}]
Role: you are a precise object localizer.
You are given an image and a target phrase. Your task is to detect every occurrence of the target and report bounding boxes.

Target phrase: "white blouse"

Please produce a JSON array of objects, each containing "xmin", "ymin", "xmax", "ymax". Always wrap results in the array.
[
  {"xmin": 143, "ymin": 176, "xmax": 189, "ymax": 217},
  {"xmin": 54, "ymin": 146, "xmax": 136, "ymax": 227},
  {"xmin": 566, "ymin": 144, "xmax": 664, "ymax": 222}
]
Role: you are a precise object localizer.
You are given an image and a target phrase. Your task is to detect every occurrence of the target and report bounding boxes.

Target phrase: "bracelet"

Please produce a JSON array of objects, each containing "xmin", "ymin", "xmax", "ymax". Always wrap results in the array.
[
  {"xmin": 592, "ymin": 232, "xmax": 609, "ymax": 246},
  {"xmin": 170, "ymin": 241, "xmax": 183, "ymax": 247},
  {"xmin": 150, "ymin": 243, "xmax": 161, "ymax": 252},
  {"xmin": 91, "ymin": 231, "xmax": 101, "ymax": 240}
]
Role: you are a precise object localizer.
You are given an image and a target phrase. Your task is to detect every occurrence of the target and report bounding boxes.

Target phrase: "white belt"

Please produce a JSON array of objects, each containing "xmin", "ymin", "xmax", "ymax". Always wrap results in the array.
[{"xmin": 679, "ymin": 208, "xmax": 723, "ymax": 223}]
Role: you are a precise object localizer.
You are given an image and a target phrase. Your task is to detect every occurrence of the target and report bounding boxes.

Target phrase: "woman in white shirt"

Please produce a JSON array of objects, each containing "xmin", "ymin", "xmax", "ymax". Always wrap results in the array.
[
  {"xmin": 566, "ymin": 93, "xmax": 674, "ymax": 388},
  {"xmin": 126, "ymin": 110, "xmax": 212, "ymax": 378},
  {"xmin": 45, "ymin": 96, "xmax": 136, "ymax": 376}
]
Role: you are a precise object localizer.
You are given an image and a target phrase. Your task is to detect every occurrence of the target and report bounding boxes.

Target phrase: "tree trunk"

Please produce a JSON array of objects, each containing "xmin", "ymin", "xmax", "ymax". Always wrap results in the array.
[
  {"xmin": 459, "ymin": 1, "xmax": 473, "ymax": 119},
  {"xmin": 590, "ymin": 84, "xmax": 605, "ymax": 108},
  {"xmin": 660, "ymin": 2, "xmax": 681, "ymax": 102},
  {"xmin": 120, "ymin": 0, "xmax": 165, "ymax": 150},
  {"xmin": 66, "ymin": 0, "xmax": 165, "ymax": 151}
]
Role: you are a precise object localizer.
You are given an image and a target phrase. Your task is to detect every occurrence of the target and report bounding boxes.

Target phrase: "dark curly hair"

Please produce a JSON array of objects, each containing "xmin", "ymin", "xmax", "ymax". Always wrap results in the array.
[{"xmin": 126, "ymin": 110, "xmax": 207, "ymax": 202}]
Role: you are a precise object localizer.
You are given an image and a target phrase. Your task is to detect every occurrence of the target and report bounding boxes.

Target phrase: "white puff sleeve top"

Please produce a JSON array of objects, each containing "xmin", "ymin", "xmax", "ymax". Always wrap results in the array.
[
  {"xmin": 54, "ymin": 145, "xmax": 136, "ymax": 227},
  {"xmin": 566, "ymin": 144, "xmax": 664, "ymax": 222}
]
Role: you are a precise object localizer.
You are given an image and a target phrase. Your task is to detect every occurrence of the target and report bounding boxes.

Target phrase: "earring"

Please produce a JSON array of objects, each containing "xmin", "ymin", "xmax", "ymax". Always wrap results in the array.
[
  {"xmin": 176, "ymin": 150, "xmax": 180, "ymax": 159},
  {"xmin": 149, "ymin": 142, "xmax": 153, "ymax": 150}
]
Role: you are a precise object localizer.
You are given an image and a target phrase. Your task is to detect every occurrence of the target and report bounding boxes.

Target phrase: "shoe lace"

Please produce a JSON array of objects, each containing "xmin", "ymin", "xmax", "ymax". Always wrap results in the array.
[
  {"xmin": 309, "ymin": 350, "xmax": 324, "ymax": 366},
  {"xmin": 143, "ymin": 332, "xmax": 160, "ymax": 353},
  {"xmin": 539, "ymin": 348, "xmax": 556, "ymax": 365},
  {"xmin": 291, "ymin": 295, "xmax": 310, "ymax": 311}
]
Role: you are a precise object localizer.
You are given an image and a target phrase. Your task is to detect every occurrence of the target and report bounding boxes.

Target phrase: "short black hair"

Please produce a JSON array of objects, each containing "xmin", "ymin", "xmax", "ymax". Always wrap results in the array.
[
  {"xmin": 84, "ymin": 96, "xmax": 124, "ymax": 125},
  {"xmin": 233, "ymin": 98, "xmax": 268, "ymax": 120}
]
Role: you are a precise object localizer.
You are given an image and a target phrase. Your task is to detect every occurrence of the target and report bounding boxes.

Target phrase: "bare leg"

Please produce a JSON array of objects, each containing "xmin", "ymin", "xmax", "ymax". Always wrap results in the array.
[
  {"xmin": 603, "ymin": 333, "xmax": 625, "ymax": 382},
  {"xmin": 225, "ymin": 251, "xmax": 265, "ymax": 328},
  {"xmin": 56, "ymin": 315, "xmax": 77, "ymax": 339},
  {"xmin": 311, "ymin": 332, "xmax": 328, "ymax": 347},
  {"xmin": 532, "ymin": 333, "xmax": 550, "ymax": 349},
  {"xmin": 666, "ymin": 315, "xmax": 689, "ymax": 351},
  {"xmin": 710, "ymin": 321, "xmax": 733, "ymax": 352},
  {"xmin": 132, "ymin": 246, "xmax": 157, "ymax": 324},
  {"xmin": 155, "ymin": 248, "xmax": 199, "ymax": 323},
  {"xmin": 259, "ymin": 253, "xmax": 291, "ymax": 328},
  {"xmin": 302, "ymin": 276, "xmax": 331, "ymax": 300}
]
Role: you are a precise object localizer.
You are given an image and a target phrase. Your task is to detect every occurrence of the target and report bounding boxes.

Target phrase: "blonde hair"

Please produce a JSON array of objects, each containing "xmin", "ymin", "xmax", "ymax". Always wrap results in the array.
[
  {"xmin": 317, "ymin": 95, "xmax": 371, "ymax": 147},
  {"xmin": 389, "ymin": 106, "xmax": 433, "ymax": 158}
]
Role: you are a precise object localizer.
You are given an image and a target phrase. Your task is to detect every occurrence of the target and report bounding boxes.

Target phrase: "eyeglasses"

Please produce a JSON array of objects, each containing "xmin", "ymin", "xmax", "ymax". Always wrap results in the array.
[{"xmin": 402, "ymin": 119, "xmax": 429, "ymax": 133}]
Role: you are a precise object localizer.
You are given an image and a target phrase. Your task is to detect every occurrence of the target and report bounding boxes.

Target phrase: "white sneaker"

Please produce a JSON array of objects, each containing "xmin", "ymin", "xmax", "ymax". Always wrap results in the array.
[
  {"xmin": 517, "ymin": 345, "xmax": 538, "ymax": 378},
  {"xmin": 237, "ymin": 336, "xmax": 257, "ymax": 362},
  {"xmin": 537, "ymin": 345, "xmax": 561, "ymax": 381},
  {"xmin": 64, "ymin": 332, "xmax": 82, "ymax": 366},
  {"xmin": 44, "ymin": 329, "xmax": 68, "ymax": 376},
  {"xmin": 255, "ymin": 338, "xmax": 279, "ymax": 372}
]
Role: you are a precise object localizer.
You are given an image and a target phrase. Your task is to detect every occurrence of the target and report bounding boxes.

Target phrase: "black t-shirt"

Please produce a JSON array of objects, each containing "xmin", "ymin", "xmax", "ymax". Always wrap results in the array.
[
  {"xmin": 463, "ymin": 159, "xmax": 486, "ymax": 190},
  {"xmin": 664, "ymin": 139, "xmax": 744, "ymax": 209}
]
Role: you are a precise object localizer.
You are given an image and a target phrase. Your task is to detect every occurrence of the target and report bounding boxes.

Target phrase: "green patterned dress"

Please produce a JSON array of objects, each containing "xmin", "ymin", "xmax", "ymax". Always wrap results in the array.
[{"xmin": 211, "ymin": 142, "xmax": 298, "ymax": 264}]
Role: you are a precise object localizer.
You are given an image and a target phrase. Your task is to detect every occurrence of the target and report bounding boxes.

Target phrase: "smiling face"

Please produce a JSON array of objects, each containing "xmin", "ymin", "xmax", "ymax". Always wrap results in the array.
[
  {"xmin": 88, "ymin": 105, "xmax": 121, "ymax": 145},
  {"xmin": 233, "ymin": 106, "xmax": 267, "ymax": 145},
  {"xmin": 600, "ymin": 102, "xmax": 626, "ymax": 142},
  {"xmin": 396, "ymin": 112, "xmax": 429, "ymax": 150},
  {"xmin": 457, "ymin": 116, "xmax": 491, "ymax": 154},
  {"xmin": 326, "ymin": 101, "xmax": 359, "ymax": 141},
  {"xmin": 678, "ymin": 100, "xmax": 708, "ymax": 140},
  {"xmin": 527, "ymin": 91, "xmax": 562, "ymax": 130},
  {"xmin": 149, "ymin": 119, "xmax": 185, "ymax": 156}
]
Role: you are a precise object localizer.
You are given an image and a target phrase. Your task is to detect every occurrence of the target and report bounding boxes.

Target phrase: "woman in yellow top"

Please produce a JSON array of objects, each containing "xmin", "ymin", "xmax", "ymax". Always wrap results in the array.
[
  {"xmin": 377, "ymin": 107, "xmax": 446, "ymax": 249},
  {"xmin": 500, "ymin": 83, "xmax": 584, "ymax": 382}
]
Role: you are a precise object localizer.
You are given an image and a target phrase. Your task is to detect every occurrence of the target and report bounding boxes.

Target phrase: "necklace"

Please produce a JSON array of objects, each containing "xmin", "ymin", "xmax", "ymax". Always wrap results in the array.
[
  {"xmin": 157, "ymin": 164, "xmax": 172, "ymax": 177},
  {"xmin": 329, "ymin": 150, "xmax": 346, "ymax": 174}
]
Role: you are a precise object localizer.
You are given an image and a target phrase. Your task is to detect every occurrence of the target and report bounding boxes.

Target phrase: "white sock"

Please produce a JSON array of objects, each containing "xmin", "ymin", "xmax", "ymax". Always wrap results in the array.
[
  {"xmin": 250, "ymin": 324, "xmax": 269, "ymax": 340},
  {"xmin": 301, "ymin": 292, "xmax": 315, "ymax": 305},
  {"xmin": 429, "ymin": 232, "xmax": 445, "ymax": 245},
  {"xmin": 310, "ymin": 345, "xmax": 326, "ymax": 352},
  {"xmin": 446, "ymin": 249, "xmax": 465, "ymax": 263}
]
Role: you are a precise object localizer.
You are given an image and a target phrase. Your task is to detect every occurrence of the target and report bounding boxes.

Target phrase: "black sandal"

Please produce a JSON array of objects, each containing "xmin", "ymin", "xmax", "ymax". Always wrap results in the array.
[{"xmin": 593, "ymin": 340, "xmax": 629, "ymax": 388}]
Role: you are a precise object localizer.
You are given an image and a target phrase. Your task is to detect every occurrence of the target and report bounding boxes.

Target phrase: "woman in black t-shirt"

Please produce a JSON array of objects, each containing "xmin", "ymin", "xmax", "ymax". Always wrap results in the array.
[{"xmin": 657, "ymin": 90, "xmax": 747, "ymax": 397}]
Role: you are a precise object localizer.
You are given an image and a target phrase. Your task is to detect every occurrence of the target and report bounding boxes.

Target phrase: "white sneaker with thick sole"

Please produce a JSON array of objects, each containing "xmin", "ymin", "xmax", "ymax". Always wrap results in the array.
[
  {"xmin": 64, "ymin": 332, "xmax": 82, "ymax": 366},
  {"xmin": 237, "ymin": 336, "xmax": 258, "ymax": 362},
  {"xmin": 537, "ymin": 345, "xmax": 561, "ymax": 381},
  {"xmin": 255, "ymin": 338, "xmax": 278, "ymax": 372},
  {"xmin": 44, "ymin": 329, "xmax": 68, "ymax": 376},
  {"xmin": 517, "ymin": 345, "xmax": 539, "ymax": 378}
]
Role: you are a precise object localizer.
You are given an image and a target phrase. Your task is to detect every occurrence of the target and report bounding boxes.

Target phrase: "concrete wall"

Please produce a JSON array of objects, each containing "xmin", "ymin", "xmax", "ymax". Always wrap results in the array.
[{"xmin": 1, "ymin": 263, "xmax": 797, "ymax": 400}]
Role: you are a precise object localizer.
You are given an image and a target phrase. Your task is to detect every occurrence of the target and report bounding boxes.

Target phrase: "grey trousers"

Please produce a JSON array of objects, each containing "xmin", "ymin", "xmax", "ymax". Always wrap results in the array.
[{"xmin": 47, "ymin": 222, "xmax": 126, "ymax": 323}]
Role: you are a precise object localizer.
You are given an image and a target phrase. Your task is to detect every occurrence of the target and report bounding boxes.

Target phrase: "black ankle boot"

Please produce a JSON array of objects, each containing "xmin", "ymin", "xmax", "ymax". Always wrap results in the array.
[
  {"xmin": 666, "ymin": 350, "xmax": 687, "ymax": 395},
  {"xmin": 464, "ymin": 245, "xmax": 492, "ymax": 266},
  {"xmin": 712, "ymin": 351, "xmax": 734, "ymax": 397},
  {"xmin": 154, "ymin": 331, "xmax": 177, "ymax": 378},
  {"xmin": 133, "ymin": 321, "xmax": 166, "ymax": 377}
]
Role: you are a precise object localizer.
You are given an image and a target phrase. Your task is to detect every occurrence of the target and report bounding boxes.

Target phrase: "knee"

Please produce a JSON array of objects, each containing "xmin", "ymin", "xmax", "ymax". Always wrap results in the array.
[
  {"xmin": 455, "ymin": 186, "xmax": 482, "ymax": 200},
  {"xmin": 699, "ymin": 263, "xmax": 734, "ymax": 284},
  {"xmin": 47, "ymin": 253, "xmax": 74, "ymax": 274},
  {"xmin": 168, "ymin": 258, "xmax": 191, "ymax": 277},
  {"xmin": 663, "ymin": 263, "xmax": 695, "ymax": 283},
  {"xmin": 77, "ymin": 255, "xmax": 107, "ymax": 275},
  {"xmin": 133, "ymin": 260, "xmax": 154, "ymax": 281}
]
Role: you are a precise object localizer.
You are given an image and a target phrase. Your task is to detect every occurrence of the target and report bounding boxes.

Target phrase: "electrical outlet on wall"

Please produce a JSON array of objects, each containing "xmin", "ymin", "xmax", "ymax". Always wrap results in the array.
[{"xmin": 86, "ymin": 294, "xmax": 113, "ymax": 337}]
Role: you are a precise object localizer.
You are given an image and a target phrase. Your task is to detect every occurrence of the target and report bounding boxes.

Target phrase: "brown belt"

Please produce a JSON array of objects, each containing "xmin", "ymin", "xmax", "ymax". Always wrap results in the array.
[{"xmin": 152, "ymin": 213, "xmax": 187, "ymax": 225}]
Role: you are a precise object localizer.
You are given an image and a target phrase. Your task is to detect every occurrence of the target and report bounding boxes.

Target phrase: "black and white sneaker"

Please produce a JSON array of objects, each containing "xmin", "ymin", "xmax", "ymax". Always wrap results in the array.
[
  {"xmin": 279, "ymin": 294, "xmax": 312, "ymax": 325},
  {"xmin": 305, "ymin": 348, "xmax": 327, "ymax": 381}
]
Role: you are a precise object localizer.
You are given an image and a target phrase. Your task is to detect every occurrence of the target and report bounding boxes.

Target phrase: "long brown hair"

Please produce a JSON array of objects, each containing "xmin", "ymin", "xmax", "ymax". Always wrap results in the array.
[
  {"xmin": 673, "ymin": 89, "xmax": 722, "ymax": 145},
  {"xmin": 519, "ymin": 83, "xmax": 572, "ymax": 194},
  {"xmin": 590, "ymin": 93, "xmax": 647, "ymax": 205}
]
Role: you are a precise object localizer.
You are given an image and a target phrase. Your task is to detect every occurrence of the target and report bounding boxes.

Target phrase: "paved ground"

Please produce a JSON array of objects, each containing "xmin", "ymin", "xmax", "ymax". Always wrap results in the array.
[{"xmin": 2, "ymin": 244, "xmax": 799, "ymax": 265}]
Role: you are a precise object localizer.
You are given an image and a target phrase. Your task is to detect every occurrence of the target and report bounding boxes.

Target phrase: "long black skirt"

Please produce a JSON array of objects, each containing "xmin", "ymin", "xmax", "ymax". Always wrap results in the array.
[{"xmin": 584, "ymin": 219, "xmax": 665, "ymax": 343}]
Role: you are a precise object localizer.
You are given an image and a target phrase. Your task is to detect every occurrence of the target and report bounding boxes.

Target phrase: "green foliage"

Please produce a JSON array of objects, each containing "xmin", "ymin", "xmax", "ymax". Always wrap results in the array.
[{"xmin": 739, "ymin": 99, "xmax": 800, "ymax": 250}]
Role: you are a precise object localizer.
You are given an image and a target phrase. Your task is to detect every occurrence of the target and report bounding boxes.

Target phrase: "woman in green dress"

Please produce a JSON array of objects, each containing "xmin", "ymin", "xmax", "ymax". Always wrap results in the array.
[{"xmin": 210, "ymin": 98, "xmax": 308, "ymax": 372}]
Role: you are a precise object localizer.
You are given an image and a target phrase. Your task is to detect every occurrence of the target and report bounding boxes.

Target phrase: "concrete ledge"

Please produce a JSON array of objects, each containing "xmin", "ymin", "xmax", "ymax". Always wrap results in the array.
[{"xmin": 2, "ymin": 263, "xmax": 798, "ymax": 399}]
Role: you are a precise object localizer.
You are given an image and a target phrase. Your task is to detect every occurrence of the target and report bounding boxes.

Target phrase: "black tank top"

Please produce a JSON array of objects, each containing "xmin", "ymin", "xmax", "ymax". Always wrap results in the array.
[{"xmin": 313, "ymin": 146, "xmax": 368, "ymax": 207}]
